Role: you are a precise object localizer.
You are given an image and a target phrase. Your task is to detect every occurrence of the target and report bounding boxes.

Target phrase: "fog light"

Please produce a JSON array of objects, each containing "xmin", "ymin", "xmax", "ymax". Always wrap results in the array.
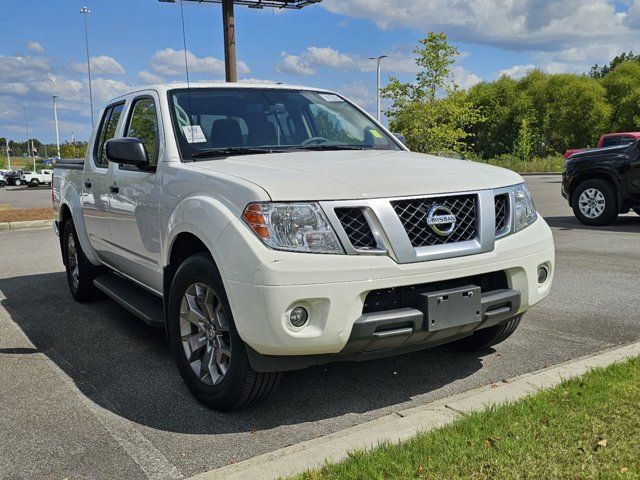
[
  {"xmin": 537, "ymin": 265, "xmax": 549, "ymax": 284},
  {"xmin": 289, "ymin": 306, "xmax": 309, "ymax": 327}
]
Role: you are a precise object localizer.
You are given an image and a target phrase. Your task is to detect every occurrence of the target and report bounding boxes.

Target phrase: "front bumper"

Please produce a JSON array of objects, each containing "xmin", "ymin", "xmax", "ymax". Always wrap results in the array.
[{"xmin": 216, "ymin": 215, "xmax": 554, "ymax": 360}]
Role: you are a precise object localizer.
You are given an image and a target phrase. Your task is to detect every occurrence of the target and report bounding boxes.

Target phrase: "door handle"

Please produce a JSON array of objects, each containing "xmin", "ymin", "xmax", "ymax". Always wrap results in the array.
[
  {"xmin": 84, "ymin": 179, "xmax": 92, "ymax": 189},
  {"xmin": 110, "ymin": 184, "xmax": 119, "ymax": 194}
]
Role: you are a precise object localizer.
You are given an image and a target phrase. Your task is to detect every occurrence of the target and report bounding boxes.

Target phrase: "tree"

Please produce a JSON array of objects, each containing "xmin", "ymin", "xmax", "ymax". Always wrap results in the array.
[
  {"xmin": 382, "ymin": 32, "xmax": 483, "ymax": 155},
  {"xmin": 590, "ymin": 51, "xmax": 640, "ymax": 79},
  {"xmin": 543, "ymin": 74, "xmax": 611, "ymax": 151},
  {"xmin": 513, "ymin": 118, "xmax": 533, "ymax": 161},
  {"xmin": 602, "ymin": 61, "xmax": 640, "ymax": 131}
]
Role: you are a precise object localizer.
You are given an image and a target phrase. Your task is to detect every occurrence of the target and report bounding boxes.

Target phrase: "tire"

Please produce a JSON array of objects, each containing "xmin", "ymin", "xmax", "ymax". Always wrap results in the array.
[
  {"xmin": 14, "ymin": 179, "xmax": 22, "ymax": 186},
  {"xmin": 0, "ymin": 181, "xmax": 5, "ymax": 188},
  {"xmin": 571, "ymin": 179, "xmax": 618, "ymax": 226},
  {"xmin": 167, "ymin": 253, "xmax": 281, "ymax": 411},
  {"xmin": 30, "ymin": 179, "xmax": 40, "ymax": 187},
  {"xmin": 450, "ymin": 315, "xmax": 523, "ymax": 353},
  {"xmin": 62, "ymin": 219, "xmax": 102, "ymax": 302}
]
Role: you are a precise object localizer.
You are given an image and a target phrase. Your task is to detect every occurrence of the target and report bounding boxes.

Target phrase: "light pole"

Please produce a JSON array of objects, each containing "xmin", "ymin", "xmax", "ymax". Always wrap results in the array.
[
  {"xmin": 24, "ymin": 104, "xmax": 36, "ymax": 171},
  {"xmin": 52, "ymin": 95, "xmax": 61, "ymax": 159},
  {"xmin": 368, "ymin": 55, "xmax": 388, "ymax": 123},
  {"xmin": 4, "ymin": 143, "xmax": 10, "ymax": 171},
  {"xmin": 80, "ymin": 6, "xmax": 94, "ymax": 126}
]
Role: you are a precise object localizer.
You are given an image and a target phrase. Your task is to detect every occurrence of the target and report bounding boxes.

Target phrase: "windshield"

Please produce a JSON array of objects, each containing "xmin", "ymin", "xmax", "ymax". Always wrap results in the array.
[{"xmin": 168, "ymin": 88, "xmax": 401, "ymax": 159}]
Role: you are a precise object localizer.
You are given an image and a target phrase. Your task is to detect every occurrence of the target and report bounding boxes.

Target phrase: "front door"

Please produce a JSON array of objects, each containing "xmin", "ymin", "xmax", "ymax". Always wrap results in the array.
[
  {"xmin": 106, "ymin": 95, "xmax": 163, "ymax": 292},
  {"xmin": 81, "ymin": 102, "xmax": 124, "ymax": 257},
  {"xmin": 625, "ymin": 143, "xmax": 640, "ymax": 202}
]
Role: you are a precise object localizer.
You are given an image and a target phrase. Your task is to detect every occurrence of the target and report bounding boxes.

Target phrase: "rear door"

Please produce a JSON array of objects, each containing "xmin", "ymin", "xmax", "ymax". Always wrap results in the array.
[
  {"xmin": 81, "ymin": 102, "xmax": 124, "ymax": 256},
  {"xmin": 106, "ymin": 94, "xmax": 163, "ymax": 292}
]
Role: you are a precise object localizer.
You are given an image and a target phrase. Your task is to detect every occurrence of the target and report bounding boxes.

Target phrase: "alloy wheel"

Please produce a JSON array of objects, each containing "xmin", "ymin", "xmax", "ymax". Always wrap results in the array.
[
  {"xmin": 179, "ymin": 283, "xmax": 232, "ymax": 386},
  {"xmin": 578, "ymin": 188, "xmax": 606, "ymax": 218},
  {"xmin": 66, "ymin": 232, "xmax": 80, "ymax": 289}
]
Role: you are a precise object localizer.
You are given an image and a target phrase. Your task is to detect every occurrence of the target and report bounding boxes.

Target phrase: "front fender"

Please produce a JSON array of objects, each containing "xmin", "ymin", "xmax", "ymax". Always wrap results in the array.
[
  {"xmin": 163, "ymin": 195, "xmax": 239, "ymax": 269},
  {"xmin": 60, "ymin": 185, "xmax": 101, "ymax": 266}
]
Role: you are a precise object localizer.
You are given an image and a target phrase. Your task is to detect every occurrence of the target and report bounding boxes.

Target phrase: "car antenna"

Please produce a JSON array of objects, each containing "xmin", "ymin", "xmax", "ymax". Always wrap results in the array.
[{"xmin": 179, "ymin": 0, "xmax": 195, "ymax": 161}]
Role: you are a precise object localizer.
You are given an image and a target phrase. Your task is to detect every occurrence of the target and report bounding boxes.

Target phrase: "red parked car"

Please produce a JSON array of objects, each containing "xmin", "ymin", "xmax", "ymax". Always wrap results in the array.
[{"xmin": 563, "ymin": 132, "xmax": 640, "ymax": 159}]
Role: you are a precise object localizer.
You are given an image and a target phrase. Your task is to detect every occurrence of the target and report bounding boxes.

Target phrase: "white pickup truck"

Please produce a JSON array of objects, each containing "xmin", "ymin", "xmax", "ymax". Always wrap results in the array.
[
  {"xmin": 53, "ymin": 83, "xmax": 554, "ymax": 411},
  {"xmin": 23, "ymin": 169, "xmax": 53, "ymax": 186}
]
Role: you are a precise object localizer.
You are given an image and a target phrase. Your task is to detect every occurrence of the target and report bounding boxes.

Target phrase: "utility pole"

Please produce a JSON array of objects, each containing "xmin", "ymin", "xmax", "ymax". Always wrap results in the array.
[
  {"xmin": 80, "ymin": 6, "xmax": 94, "ymax": 126},
  {"xmin": 222, "ymin": 0, "xmax": 237, "ymax": 82},
  {"xmin": 368, "ymin": 55, "xmax": 388, "ymax": 123},
  {"xmin": 52, "ymin": 95, "xmax": 61, "ymax": 158}
]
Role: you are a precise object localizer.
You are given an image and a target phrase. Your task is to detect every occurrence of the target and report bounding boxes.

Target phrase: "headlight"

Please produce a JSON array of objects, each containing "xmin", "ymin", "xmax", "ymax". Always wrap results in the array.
[
  {"xmin": 242, "ymin": 202, "xmax": 344, "ymax": 254},
  {"xmin": 512, "ymin": 183, "xmax": 537, "ymax": 232}
]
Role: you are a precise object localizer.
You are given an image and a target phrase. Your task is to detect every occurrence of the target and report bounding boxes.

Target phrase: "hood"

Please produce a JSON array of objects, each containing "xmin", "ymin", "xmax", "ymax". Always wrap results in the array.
[
  {"xmin": 568, "ymin": 142, "xmax": 634, "ymax": 161},
  {"xmin": 189, "ymin": 150, "xmax": 523, "ymax": 201}
]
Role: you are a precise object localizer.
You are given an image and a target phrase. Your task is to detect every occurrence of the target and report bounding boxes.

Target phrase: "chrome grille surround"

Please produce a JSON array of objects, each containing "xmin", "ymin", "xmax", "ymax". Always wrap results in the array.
[{"xmin": 322, "ymin": 185, "xmax": 517, "ymax": 264}]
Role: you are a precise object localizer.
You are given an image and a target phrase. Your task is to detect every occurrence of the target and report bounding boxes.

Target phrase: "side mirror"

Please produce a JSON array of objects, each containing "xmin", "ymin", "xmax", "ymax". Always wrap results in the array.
[
  {"xmin": 105, "ymin": 138, "xmax": 149, "ymax": 168},
  {"xmin": 393, "ymin": 133, "xmax": 407, "ymax": 146}
]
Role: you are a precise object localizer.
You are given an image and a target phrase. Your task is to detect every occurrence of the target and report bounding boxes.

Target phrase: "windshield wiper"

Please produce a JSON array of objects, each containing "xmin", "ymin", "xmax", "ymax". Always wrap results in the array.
[
  {"xmin": 191, "ymin": 147, "xmax": 281, "ymax": 159},
  {"xmin": 285, "ymin": 144, "xmax": 371, "ymax": 151}
]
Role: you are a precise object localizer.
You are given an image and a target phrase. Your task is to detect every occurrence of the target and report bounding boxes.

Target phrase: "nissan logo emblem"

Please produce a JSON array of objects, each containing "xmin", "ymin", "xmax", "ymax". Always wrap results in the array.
[{"xmin": 426, "ymin": 205, "xmax": 457, "ymax": 236}]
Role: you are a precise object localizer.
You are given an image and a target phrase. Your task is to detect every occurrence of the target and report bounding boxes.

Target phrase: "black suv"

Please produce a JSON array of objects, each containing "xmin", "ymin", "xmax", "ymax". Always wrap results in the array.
[{"xmin": 562, "ymin": 141, "xmax": 640, "ymax": 225}]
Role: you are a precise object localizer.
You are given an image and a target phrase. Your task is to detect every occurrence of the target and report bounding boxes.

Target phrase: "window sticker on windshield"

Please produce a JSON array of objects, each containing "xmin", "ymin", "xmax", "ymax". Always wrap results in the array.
[
  {"xmin": 318, "ymin": 93, "xmax": 342, "ymax": 102},
  {"xmin": 369, "ymin": 129, "xmax": 383, "ymax": 138},
  {"xmin": 181, "ymin": 125, "xmax": 207, "ymax": 143}
]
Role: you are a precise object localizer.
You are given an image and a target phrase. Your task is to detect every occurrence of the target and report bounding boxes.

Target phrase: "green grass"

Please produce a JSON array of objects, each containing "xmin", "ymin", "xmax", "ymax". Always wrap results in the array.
[
  {"xmin": 290, "ymin": 357, "xmax": 640, "ymax": 480},
  {"xmin": 472, "ymin": 155, "xmax": 565, "ymax": 174}
]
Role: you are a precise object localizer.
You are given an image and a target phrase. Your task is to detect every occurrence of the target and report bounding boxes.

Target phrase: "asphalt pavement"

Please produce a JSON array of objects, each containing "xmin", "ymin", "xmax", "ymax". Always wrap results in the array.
[
  {"xmin": 1, "ymin": 175, "xmax": 639, "ymax": 479},
  {"xmin": 0, "ymin": 185, "xmax": 53, "ymax": 210}
]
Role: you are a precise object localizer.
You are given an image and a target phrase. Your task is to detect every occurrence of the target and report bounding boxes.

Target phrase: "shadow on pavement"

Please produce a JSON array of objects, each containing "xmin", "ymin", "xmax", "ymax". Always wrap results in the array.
[
  {"xmin": 0, "ymin": 272, "xmax": 484, "ymax": 435},
  {"xmin": 545, "ymin": 215, "xmax": 640, "ymax": 233}
]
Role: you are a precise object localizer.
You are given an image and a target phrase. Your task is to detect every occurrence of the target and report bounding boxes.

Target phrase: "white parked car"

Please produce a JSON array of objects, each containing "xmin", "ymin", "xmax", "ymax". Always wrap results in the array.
[
  {"xmin": 53, "ymin": 83, "xmax": 555, "ymax": 410},
  {"xmin": 23, "ymin": 169, "xmax": 53, "ymax": 186},
  {"xmin": 0, "ymin": 173, "xmax": 6, "ymax": 188}
]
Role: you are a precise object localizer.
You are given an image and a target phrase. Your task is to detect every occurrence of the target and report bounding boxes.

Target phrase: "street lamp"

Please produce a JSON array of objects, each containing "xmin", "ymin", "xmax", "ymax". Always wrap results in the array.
[
  {"xmin": 368, "ymin": 54, "xmax": 388, "ymax": 123},
  {"xmin": 80, "ymin": 6, "xmax": 94, "ymax": 126},
  {"xmin": 24, "ymin": 104, "xmax": 36, "ymax": 171},
  {"xmin": 52, "ymin": 96, "xmax": 61, "ymax": 159}
]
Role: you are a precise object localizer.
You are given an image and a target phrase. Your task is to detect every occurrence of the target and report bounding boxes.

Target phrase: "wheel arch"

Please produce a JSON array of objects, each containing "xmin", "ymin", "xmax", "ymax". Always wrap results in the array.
[
  {"xmin": 568, "ymin": 170, "xmax": 621, "ymax": 209},
  {"xmin": 58, "ymin": 185, "xmax": 101, "ymax": 265}
]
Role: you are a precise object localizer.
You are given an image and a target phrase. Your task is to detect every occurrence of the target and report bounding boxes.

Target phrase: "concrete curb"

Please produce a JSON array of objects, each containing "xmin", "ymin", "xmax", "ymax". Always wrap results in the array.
[
  {"xmin": 189, "ymin": 341, "xmax": 640, "ymax": 480},
  {"xmin": 0, "ymin": 219, "xmax": 53, "ymax": 231}
]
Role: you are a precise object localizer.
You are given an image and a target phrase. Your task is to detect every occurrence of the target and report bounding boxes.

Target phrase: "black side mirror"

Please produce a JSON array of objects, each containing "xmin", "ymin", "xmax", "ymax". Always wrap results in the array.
[
  {"xmin": 393, "ymin": 132, "xmax": 407, "ymax": 146},
  {"xmin": 105, "ymin": 138, "xmax": 149, "ymax": 168}
]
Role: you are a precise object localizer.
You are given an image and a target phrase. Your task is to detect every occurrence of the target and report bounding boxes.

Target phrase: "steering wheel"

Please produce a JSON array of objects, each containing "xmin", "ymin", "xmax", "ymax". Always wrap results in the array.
[{"xmin": 301, "ymin": 136, "xmax": 331, "ymax": 146}]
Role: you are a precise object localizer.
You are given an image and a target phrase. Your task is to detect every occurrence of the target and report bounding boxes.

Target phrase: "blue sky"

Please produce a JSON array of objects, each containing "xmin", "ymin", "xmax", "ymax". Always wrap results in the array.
[{"xmin": 2, "ymin": 0, "xmax": 640, "ymax": 144}]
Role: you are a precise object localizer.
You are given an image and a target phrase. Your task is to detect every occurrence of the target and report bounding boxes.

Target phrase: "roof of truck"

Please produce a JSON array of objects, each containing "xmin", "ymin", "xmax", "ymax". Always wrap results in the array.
[{"xmin": 114, "ymin": 82, "xmax": 335, "ymax": 100}]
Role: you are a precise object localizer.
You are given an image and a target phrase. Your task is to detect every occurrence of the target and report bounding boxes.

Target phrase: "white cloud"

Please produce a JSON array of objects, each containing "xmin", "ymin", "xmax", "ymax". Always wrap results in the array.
[
  {"xmin": 137, "ymin": 70, "xmax": 165, "ymax": 84},
  {"xmin": 0, "ymin": 55, "xmax": 51, "ymax": 82},
  {"xmin": 150, "ymin": 48, "xmax": 250, "ymax": 77},
  {"xmin": 321, "ymin": 0, "xmax": 639, "ymax": 54},
  {"xmin": 276, "ymin": 46, "xmax": 418, "ymax": 76},
  {"xmin": 0, "ymin": 83, "xmax": 30, "ymax": 95},
  {"xmin": 499, "ymin": 64, "xmax": 535, "ymax": 79},
  {"xmin": 71, "ymin": 55, "xmax": 126, "ymax": 75},
  {"xmin": 276, "ymin": 52, "xmax": 315, "ymax": 75},
  {"xmin": 26, "ymin": 41, "xmax": 45, "ymax": 54},
  {"xmin": 451, "ymin": 66, "xmax": 482, "ymax": 90},
  {"xmin": 91, "ymin": 78, "xmax": 131, "ymax": 104}
]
